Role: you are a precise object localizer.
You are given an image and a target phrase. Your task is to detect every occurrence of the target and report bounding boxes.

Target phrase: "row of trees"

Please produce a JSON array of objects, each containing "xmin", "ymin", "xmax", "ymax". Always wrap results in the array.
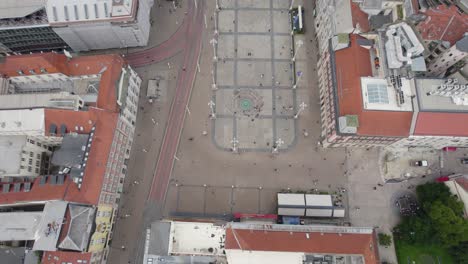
[{"xmin": 393, "ymin": 182, "xmax": 468, "ymax": 263}]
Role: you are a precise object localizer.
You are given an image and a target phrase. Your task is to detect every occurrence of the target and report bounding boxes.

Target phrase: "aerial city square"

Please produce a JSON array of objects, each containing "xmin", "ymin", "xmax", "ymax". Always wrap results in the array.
[{"xmin": 0, "ymin": 0, "xmax": 467, "ymax": 263}]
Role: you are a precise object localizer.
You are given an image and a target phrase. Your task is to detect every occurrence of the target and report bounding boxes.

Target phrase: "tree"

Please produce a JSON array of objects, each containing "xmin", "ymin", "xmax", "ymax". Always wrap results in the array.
[
  {"xmin": 378, "ymin": 233, "xmax": 392, "ymax": 246},
  {"xmin": 449, "ymin": 242, "xmax": 468, "ymax": 264},
  {"xmin": 428, "ymin": 201, "xmax": 468, "ymax": 247},
  {"xmin": 416, "ymin": 183, "xmax": 464, "ymax": 216},
  {"xmin": 394, "ymin": 215, "xmax": 435, "ymax": 244}
]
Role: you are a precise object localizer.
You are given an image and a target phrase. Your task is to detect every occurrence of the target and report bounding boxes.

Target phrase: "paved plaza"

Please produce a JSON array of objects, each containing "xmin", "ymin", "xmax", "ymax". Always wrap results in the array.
[{"xmin": 212, "ymin": 0, "xmax": 298, "ymax": 151}]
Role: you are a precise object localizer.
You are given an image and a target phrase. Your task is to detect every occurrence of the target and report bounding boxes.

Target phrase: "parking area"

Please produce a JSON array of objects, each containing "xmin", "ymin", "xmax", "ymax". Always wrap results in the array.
[{"xmin": 381, "ymin": 147, "xmax": 441, "ymax": 181}]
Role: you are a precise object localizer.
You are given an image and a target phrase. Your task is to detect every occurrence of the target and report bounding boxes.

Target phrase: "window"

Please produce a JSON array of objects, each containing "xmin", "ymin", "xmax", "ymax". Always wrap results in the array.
[
  {"xmin": 28, "ymin": 166, "xmax": 32, "ymax": 172},
  {"xmin": 37, "ymin": 154, "xmax": 41, "ymax": 159},
  {"xmin": 74, "ymin": 5, "xmax": 79, "ymax": 20},
  {"xmin": 29, "ymin": 159, "xmax": 33, "ymax": 165},
  {"xmin": 367, "ymin": 84, "xmax": 389, "ymax": 104},
  {"xmin": 84, "ymin": 4, "xmax": 89, "ymax": 19},
  {"xmin": 64, "ymin": 6, "xmax": 69, "ymax": 21},
  {"xmin": 30, "ymin": 152, "xmax": 34, "ymax": 157}
]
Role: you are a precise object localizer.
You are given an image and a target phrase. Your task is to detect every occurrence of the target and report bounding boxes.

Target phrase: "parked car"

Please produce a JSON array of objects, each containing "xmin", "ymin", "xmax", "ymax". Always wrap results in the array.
[
  {"xmin": 461, "ymin": 158, "xmax": 468, "ymax": 165},
  {"xmin": 411, "ymin": 160, "xmax": 428, "ymax": 167}
]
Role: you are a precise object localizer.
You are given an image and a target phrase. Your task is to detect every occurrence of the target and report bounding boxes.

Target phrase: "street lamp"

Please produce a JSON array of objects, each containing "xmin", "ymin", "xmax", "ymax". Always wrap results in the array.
[
  {"xmin": 294, "ymin": 102, "xmax": 307, "ymax": 119},
  {"xmin": 272, "ymin": 138, "xmax": 284, "ymax": 153},
  {"xmin": 293, "ymin": 70, "xmax": 302, "ymax": 89},
  {"xmin": 231, "ymin": 137, "xmax": 239, "ymax": 153},
  {"xmin": 292, "ymin": 39, "xmax": 304, "ymax": 62},
  {"xmin": 214, "ymin": 12, "xmax": 219, "ymax": 36},
  {"xmin": 208, "ymin": 100, "xmax": 216, "ymax": 119},
  {"xmin": 211, "ymin": 69, "xmax": 217, "ymax": 90},
  {"xmin": 210, "ymin": 38, "xmax": 218, "ymax": 62}
]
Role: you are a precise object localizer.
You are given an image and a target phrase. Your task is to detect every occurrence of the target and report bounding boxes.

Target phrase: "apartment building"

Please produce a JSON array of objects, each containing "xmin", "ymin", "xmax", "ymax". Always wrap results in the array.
[
  {"xmin": 144, "ymin": 221, "xmax": 380, "ymax": 264},
  {"xmin": 0, "ymin": 52, "xmax": 141, "ymax": 263},
  {"xmin": 0, "ymin": 0, "xmax": 153, "ymax": 54},
  {"xmin": 426, "ymin": 35, "xmax": 468, "ymax": 77},
  {"xmin": 320, "ymin": 33, "xmax": 468, "ymax": 148}
]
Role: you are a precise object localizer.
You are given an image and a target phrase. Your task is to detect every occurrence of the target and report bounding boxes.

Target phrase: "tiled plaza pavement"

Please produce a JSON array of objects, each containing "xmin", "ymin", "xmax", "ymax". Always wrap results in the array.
[{"xmin": 212, "ymin": 0, "xmax": 297, "ymax": 152}]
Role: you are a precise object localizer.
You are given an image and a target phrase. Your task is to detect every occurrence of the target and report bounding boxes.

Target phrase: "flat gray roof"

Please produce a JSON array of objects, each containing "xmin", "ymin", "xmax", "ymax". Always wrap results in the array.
[
  {"xmin": 51, "ymin": 134, "xmax": 89, "ymax": 168},
  {"xmin": 0, "ymin": 0, "xmax": 45, "ymax": 19},
  {"xmin": 415, "ymin": 78, "xmax": 468, "ymax": 112},
  {"xmin": 0, "ymin": 136, "xmax": 27, "ymax": 176}
]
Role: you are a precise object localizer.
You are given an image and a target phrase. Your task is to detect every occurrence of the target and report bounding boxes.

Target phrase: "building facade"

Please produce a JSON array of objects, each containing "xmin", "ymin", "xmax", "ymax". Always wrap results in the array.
[
  {"xmin": 0, "ymin": 0, "xmax": 154, "ymax": 54},
  {"xmin": 426, "ymin": 35, "xmax": 468, "ymax": 77},
  {"xmin": 0, "ymin": 52, "xmax": 141, "ymax": 264}
]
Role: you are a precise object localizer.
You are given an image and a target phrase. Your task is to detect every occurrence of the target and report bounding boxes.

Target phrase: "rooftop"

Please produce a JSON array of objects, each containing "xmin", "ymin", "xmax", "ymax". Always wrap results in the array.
[
  {"xmin": 46, "ymin": 0, "xmax": 137, "ymax": 25},
  {"xmin": 335, "ymin": 0, "xmax": 354, "ymax": 34},
  {"xmin": 0, "ymin": 135, "xmax": 27, "ymax": 176},
  {"xmin": 0, "ymin": 0, "xmax": 45, "ymax": 19},
  {"xmin": 417, "ymin": 5, "xmax": 468, "ymax": 45},
  {"xmin": 334, "ymin": 34, "xmax": 413, "ymax": 137},
  {"xmin": 42, "ymin": 251, "xmax": 91, "ymax": 264},
  {"xmin": 414, "ymin": 112, "xmax": 468, "ymax": 137},
  {"xmin": 414, "ymin": 78, "xmax": 468, "ymax": 112},
  {"xmin": 360, "ymin": 77, "xmax": 413, "ymax": 111},
  {"xmin": 0, "ymin": 175, "xmax": 77, "ymax": 206},
  {"xmin": 225, "ymin": 223, "xmax": 378, "ymax": 264},
  {"xmin": 351, "ymin": 0, "xmax": 370, "ymax": 32},
  {"xmin": 58, "ymin": 204, "xmax": 95, "ymax": 251},
  {"xmin": 0, "ymin": 53, "xmax": 125, "ymax": 112},
  {"xmin": 33, "ymin": 201, "xmax": 68, "ymax": 251},
  {"xmin": 46, "ymin": 108, "xmax": 118, "ymax": 205},
  {"xmin": 0, "ymin": 92, "xmax": 84, "ymax": 111},
  {"xmin": 168, "ymin": 221, "xmax": 225, "ymax": 256},
  {"xmin": 51, "ymin": 133, "xmax": 90, "ymax": 181},
  {"xmin": 0, "ymin": 109, "xmax": 45, "ymax": 136},
  {"xmin": 0, "ymin": 211, "xmax": 42, "ymax": 241}
]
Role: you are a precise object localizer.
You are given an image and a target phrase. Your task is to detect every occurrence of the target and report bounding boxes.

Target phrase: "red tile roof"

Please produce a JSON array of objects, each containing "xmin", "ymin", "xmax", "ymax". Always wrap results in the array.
[
  {"xmin": 0, "ymin": 176, "xmax": 79, "ymax": 205},
  {"xmin": 334, "ymin": 34, "xmax": 413, "ymax": 137},
  {"xmin": 0, "ymin": 53, "xmax": 125, "ymax": 112},
  {"xmin": 42, "ymin": 251, "xmax": 92, "ymax": 264},
  {"xmin": 414, "ymin": 112, "xmax": 468, "ymax": 137},
  {"xmin": 0, "ymin": 108, "xmax": 117, "ymax": 206},
  {"xmin": 45, "ymin": 108, "xmax": 118, "ymax": 205},
  {"xmin": 225, "ymin": 228, "xmax": 379, "ymax": 264},
  {"xmin": 417, "ymin": 5, "xmax": 468, "ymax": 45},
  {"xmin": 351, "ymin": 1, "xmax": 370, "ymax": 33}
]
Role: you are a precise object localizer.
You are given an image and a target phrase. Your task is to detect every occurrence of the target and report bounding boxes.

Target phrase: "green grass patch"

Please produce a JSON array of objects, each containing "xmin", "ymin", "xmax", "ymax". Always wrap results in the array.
[
  {"xmin": 394, "ymin": 239, "xmax": 455, "ymax": 264},
  {"xmin": 397, "ymin": 5, "xmax": 404, "ymax": 20}
]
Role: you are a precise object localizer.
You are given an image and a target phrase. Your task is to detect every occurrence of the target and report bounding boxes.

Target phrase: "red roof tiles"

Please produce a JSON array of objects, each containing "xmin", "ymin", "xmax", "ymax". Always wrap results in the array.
[
  {"xmin": 225, "ymin": 228, "xmax": 379, "ymax": 264},
  {"xmin": 42, "ymin": 251, "xmax": 92, "ymax": 264},
  {"xmin": 414, "ymin": 112, "xmax": 468, "ymax": 137},
  {"xmin": 351, "ymin": 1, "xmax": 370, "ymax": 33},
  {"xmin": 45, "ymin": 108, "xmax": 118, "ymax": 205},
  {"xmin": 417, "ymin": 5, "xmax": 468, "ymax": 45},
  {"xmin": 334, "ymin": 34, "xmax": 413, "ymax": 137},
  {"xmin": 0, "ymin": 176, "xmax": 79, "ymax": 205},
  {"xmin": 0, "ymin": 53, "xmax": 125, "ymax": 112}
]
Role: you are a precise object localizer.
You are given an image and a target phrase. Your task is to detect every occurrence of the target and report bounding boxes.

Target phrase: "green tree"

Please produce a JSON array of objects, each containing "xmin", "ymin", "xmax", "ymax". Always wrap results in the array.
[
  {"xmin": 416, "ymin": 182, "xmax": 464, "ymax": 216},
  {"xmin": 449, "ymin": 242, "xmax": 468, "ymax": 264},
  {"xmin": 378, "ymin": 233, "xmax": 392, "ymax": 246},
  {"xmin": 394, "ymin": 216, "xmax": 434, "ymax": 244},
  {"xmin": 428, "ymin": 201, "xmax": 468, "ymax": 247}
]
